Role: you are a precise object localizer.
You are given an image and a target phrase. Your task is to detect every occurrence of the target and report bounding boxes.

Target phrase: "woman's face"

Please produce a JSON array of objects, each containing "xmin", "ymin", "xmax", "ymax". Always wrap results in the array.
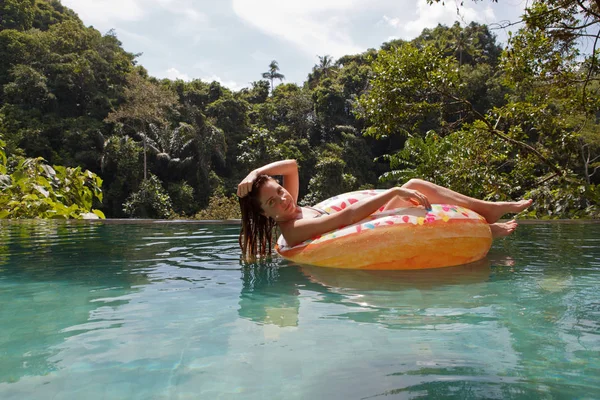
[{"xmin": 257, "ymin": 178, "xmax": 296, "ymax": 222}]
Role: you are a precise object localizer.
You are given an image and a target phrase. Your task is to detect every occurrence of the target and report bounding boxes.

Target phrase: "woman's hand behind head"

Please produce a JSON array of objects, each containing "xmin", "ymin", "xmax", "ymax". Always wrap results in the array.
[{"xmin": 237, "ymin": 171, "xmax": 258, "ymax": 198}]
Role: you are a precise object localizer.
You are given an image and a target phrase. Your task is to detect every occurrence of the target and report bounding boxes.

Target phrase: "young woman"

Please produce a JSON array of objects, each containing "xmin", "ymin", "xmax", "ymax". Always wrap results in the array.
[{"xmin": 237, "ymin": 159, "xmax": 532, "ymax": 259}]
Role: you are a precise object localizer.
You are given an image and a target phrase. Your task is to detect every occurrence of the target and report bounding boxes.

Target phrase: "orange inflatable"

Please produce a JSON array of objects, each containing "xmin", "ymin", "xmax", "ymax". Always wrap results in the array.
[{"xmin": 275, "ymin": 190, "xmax": 492, "ymax": 270}]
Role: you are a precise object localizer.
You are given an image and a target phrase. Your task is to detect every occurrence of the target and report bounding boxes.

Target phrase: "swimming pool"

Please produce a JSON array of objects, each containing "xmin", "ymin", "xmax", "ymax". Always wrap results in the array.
[{"xmin": 0, "ymin": 221, "xmax": 599, "ymax": 399}]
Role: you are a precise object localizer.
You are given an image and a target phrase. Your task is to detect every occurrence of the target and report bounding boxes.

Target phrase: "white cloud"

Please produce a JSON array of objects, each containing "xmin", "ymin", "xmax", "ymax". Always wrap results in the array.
[
  {"xmin": 60, "ymin": 0, "xmax": 525, "ymax": 90},
  {"xmin": 61, "ymin": 0, "xmax": 145, "ymax": 26},
  {"xmin": 164, "ymin": 67, "xmax": 245, "ymax": 91},
  {"xmin": 385, "ymin": 0, "xmax": 497, "ymax": 39},
  {"xmin": 179, "ymin": 8, "xmax": 208, "ymax": 23},
  {"xmin": 157, "ymin": 69, "xmax": 246, "ymax": 92},
  {"xmin": 62, "ymin": 0, "xmax": 208, "ymax": 32},
  {"xmin": 383, "ymin": 16, "xmax": 402, "ymax": 29},
  {"xmin": 192, "ymin": 60, "xmax": 216, "ymax": 72},
  {"xmin": 172, "ymin": 9, "xmax": 211, "ymax": 42},
  {"xmin": 201, "ymin": 75, "xmax": 246, "ymax": 92},
  {"xmin": 232, "ymin": 0, "xmax": 365, "ymax": 58},
  {"xmin": 165, "ymin": 67, "xmax": 191, "ymax": 81},
  {"xmin": 114, "ymin": 28, "xmax": 156, "ymax": 47}
]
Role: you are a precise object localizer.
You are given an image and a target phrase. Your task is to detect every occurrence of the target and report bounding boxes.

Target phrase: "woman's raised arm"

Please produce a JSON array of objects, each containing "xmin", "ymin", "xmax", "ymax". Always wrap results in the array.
[
  {"xmin": 237, "ymin": 159, "xmax": 299, "ymax": 201},
  {"xmin": 279, "ymin": 187, "xmax": 429, "ymax": 247}
]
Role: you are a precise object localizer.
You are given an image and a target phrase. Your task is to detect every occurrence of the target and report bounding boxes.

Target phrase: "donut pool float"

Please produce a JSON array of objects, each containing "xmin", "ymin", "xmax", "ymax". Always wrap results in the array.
[{"xmin": 275, "ymin": 190, "xmax": 492, "ymax": 270}]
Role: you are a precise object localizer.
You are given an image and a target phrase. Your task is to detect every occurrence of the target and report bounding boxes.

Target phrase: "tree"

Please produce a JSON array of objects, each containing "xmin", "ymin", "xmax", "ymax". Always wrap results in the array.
[
  {"xmin": 412, "ymin": 22, "xmax": 502, "ymax": 67},
  {"xmin": 100, "ymin": 135, "xmax": 143, "ymax": 217},
  {"xmin": 0, "ymin": 0, "xmax": 35, "ymax": 31},
  {"xmin": 144, "ymin": 122, "xmax": 197, "ymax": 182},
  {"xmin": 122, "ymin": 174, "xmax": 173, "ymax": 218},
  {"xmin": 105, "ymin": 71, "xmax": 177, "ymax": 180},
  {"xmin": 263, "ymin": 83, "xmax": 315, "ymax": 140},
  {"xmin": 2, "ymin": 64, "xmax": 54, "ymax": 109},
  {"xmin": 1, "ymin": 0, "xmax": 597, "ymax": 220},
  {"xmin": 359, "ymin": 42, "xmax": 563, "ymax": 174},
  {"xmin": 356, "ymin": 2, "xmax": 599, "ymax": 217},
  {"xmin": 0, "ymin": 7, "xmax": 134, "ymax": 173},
  {"xmin": 312, "ymin": 79, "xmax": 349, "ymax": 142},
  {"xmin": 427, "ymin": 1, "xmax": 599, "ymax": 97},
  {"xmin": 262, "ymin": 60, "xmax": 285, "ymax": 93},
  {"xmin": 302, "ymin": 143, "xmax": 358, "ymax": 205},
  {"xmin": 239, "ymin": 80, "xmax": 270, "ymax": 104},
  {"xmin": 317, "ymin": 55, "xmax": 335, "ymax": 75},
  {"xmin": 307, "ymin": 55, "xmax": 338, "ymax": 87}
]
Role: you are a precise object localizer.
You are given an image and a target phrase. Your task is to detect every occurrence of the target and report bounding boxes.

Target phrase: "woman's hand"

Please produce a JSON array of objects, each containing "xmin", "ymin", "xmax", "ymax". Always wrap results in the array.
[
  {"xmin": 237, "ymin": 170, "xmax": 258, "ymax": 198},
  {"xmin": 396, "ymin": 187, "xmax": 432, "ymax": 210}
]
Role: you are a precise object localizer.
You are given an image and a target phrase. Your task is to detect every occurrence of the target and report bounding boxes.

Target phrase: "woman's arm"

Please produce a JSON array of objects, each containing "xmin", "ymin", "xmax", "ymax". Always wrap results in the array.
[
  {"xmin": 237, "ymin": 159, "xmax": 299, "ymax": 201},
  {"xmin": 279, "ymin": 187, "xmax": 427, "ymax": 247}
]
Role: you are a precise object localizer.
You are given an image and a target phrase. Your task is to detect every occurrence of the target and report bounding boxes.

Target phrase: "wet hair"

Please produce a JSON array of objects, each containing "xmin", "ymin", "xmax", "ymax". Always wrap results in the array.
[{"xmin": 239, "ymin": 174, "xmax": 277, "ymax": 260}]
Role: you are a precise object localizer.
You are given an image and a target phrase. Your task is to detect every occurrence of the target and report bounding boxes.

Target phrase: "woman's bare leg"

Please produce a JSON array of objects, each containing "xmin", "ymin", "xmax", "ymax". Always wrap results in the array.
[
  {"xmin": 401, "ymin": 179, "xmax": 532, "ymax": 223},
  {"xmin": 381, "ymin": 196, "xmax": 414, "ymax": 211}
]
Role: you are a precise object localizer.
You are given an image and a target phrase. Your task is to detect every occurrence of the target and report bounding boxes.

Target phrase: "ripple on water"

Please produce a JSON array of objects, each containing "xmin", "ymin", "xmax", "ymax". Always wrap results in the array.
[{"xmin": 1, "ymin": 221, "xmax": 600, "ymax": 400}]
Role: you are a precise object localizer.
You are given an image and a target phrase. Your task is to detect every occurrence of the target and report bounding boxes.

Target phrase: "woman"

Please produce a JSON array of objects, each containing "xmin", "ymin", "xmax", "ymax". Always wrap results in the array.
[{"xmin": 237, "ymin": 159, "xmax": 532, "ymax": 259}]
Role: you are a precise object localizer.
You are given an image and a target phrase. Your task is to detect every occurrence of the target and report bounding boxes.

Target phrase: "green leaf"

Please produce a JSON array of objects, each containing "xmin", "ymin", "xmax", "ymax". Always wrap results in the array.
[
  {"xmin": 41, "ymin": 164, "xmax": 56, "ymax": 178},
  {"xmin": 92, "ymin": 209, "xmax": 106, "ymax": 219},
  {"xmin": 33, "ymin": 184, "xmax": 49, "ymax": 198}
]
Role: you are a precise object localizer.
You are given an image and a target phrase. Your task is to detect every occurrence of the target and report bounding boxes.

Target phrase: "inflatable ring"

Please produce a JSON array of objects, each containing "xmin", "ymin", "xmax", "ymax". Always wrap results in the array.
[{"xmin": 276, "ymin": 190, "xmax": 492, "ymax": 270}]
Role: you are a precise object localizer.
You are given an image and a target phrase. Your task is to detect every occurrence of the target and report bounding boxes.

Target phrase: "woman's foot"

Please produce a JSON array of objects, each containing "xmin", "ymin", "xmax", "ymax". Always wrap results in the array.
[
  {"xmin": 490, "ymin": 219, "xmax": 518, "ymax": 239},
  {"xmin": 482, "ymin": 199, "xmax": 533, "ymax": 223}
]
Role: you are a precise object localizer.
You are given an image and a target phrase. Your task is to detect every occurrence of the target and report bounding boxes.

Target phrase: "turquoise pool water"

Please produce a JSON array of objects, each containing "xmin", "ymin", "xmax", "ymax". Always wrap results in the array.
[{"xmin": 0, "ymin": 221, "xmax": 599, "ymax": 399}]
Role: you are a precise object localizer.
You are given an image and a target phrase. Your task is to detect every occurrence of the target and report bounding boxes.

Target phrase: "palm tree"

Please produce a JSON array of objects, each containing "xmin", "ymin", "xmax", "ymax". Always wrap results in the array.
[
  {"xmin": 316, "ymin": 55, "xmax": 335, "ymax": 78},
  {"xmin": 307, "ymin": 55, "xmax": 337, "ymax": 88},
  {"xmin": 143, "ymin": 122, "xmax": 224, "ymax": 181},
  {"xmin": 448, "ymin": 22, "xmax": 477, "ymax": 66},
  {"xmin": 262, "ymin": 60, "xmax": 285, "ymax": 93},
  {"xmin": 144, "ymin": 122, "xmax": 197, "ymax": 179}
]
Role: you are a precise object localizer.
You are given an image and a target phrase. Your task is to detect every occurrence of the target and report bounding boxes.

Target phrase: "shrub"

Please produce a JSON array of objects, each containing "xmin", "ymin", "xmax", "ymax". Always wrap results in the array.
[
  {"xmin": 168, "ymin": 181, "xmax": 197, "ymax": 216},
  {"xmin": 0, "ymin": 139, "xmax": 105, "ymax": 219},
  {"xmin": 194, "ymin": 188, "xmax": 241, "ymax": 220},
  {"xmin": 123, "ymin": 174, "xmax": 173, "ymax": 219}
]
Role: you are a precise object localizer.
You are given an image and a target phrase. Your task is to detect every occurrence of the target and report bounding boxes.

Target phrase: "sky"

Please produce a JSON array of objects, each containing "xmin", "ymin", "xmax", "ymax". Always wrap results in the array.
[{"xmin": 61, "ymin": 0, "xmax": 529, "ymax": 91}]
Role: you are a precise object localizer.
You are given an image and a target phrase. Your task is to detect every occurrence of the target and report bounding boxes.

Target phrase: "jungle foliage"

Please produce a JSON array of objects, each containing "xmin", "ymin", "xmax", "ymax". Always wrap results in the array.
[
  {"xmin": 0, "ymin": 0, "xmax": 598, "ymax": 219},
  {"xmin": 0, "ymin": 136, "xmax": 104, "ymax": 219}
]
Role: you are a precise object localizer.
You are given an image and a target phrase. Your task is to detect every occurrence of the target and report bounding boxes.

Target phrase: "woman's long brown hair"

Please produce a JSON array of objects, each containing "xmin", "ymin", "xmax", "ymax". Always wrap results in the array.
[{"xmin": 239, "ymin": 174, "xmax": 277, "ymax": 260}]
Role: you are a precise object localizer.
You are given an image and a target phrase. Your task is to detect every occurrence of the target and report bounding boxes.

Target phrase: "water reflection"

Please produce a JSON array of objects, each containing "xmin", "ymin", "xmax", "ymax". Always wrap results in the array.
[
  {"xmin": 301, "ymin": 258, "xmax": 492, "ymax": 291},
  {"xmin": 237, "ymin": 260, "xmax": 299, "ymax": 327},
  {"xmin": 0, "ymin": 221, "xmax": 151, "ymax": 286},
  {"xmin": 233, "ymin": 241, "xmax": 600, "ymax": 399},
  {"xmin": 237, "ymin": 254, "xmax": 507, "ymax": 331},
  {"xmin": 237, "ymin": 254, "xmax": 517, "ymax": 328}
]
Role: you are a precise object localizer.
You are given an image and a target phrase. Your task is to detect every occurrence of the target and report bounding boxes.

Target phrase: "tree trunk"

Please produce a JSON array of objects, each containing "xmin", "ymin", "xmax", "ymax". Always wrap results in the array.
[{"xmin": 142, "ymin": 126, "xmax": 147, "ymax": 180}]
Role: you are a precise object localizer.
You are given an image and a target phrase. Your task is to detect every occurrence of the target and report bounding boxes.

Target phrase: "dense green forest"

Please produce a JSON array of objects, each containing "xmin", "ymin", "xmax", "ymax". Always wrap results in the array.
[{"xmin": 0, "ymin": 0, "xmax": 598, "ymax": 219}]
